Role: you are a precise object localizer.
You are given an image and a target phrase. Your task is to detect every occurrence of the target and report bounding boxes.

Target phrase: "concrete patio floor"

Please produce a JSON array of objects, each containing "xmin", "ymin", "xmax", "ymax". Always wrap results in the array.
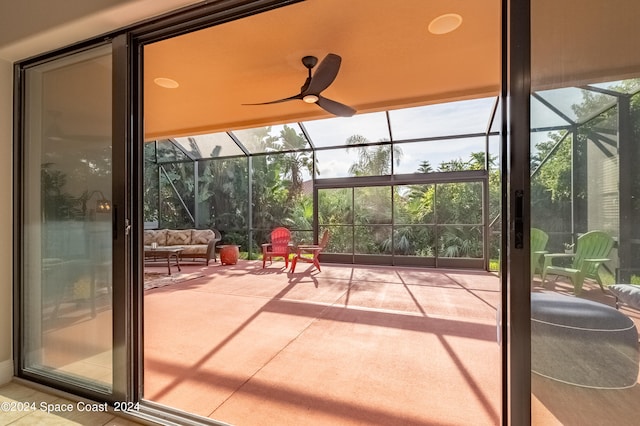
[
  {"xmin": 7, "ymin": 261, "xmax": 639, "ymax": 425},
  {"xmin": 143, "ymin": 261, "xmax": 502, "ymax": 425}
]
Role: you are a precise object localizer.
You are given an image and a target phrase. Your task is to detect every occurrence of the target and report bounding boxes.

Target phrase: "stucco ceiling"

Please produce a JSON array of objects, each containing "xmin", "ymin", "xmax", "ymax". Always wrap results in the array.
[
  {"xmin": 3, "ymin": 0, "xmax": 639, "ymax": 143},
  {"xmin": 143, "ymin": 0, "xmax": 501, "ymax": 139}
]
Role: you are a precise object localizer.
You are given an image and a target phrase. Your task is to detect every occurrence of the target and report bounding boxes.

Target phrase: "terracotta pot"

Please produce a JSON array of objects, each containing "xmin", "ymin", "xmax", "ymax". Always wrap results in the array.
[{"xmin": 219, "ymin": 245, "xmax": 240, "ymax": 265}]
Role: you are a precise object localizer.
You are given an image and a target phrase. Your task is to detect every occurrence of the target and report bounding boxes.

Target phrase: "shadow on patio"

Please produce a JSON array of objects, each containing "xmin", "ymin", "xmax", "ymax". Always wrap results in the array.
[{"xmin": 143, "ymin": 261, "xmax": 501, "ymax": 425}]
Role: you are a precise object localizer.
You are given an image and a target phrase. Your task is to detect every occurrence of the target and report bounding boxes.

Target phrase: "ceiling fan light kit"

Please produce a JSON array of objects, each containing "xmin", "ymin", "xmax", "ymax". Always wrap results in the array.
[
  {"xmin": 243, "ymin": 53, "xmax": 356, "ymax": 117},
  {"xmin": 303, "ymin": 94, "xmax": 319, "ymax": 103}
]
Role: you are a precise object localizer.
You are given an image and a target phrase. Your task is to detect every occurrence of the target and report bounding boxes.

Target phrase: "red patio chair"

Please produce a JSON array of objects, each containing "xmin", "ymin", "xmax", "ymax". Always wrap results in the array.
[
  {"xmin": 290, "ymin": 229, "xmax": 329, "ymax": 273},
  {"xmin": 262, "ymin": 227, "xmax": 291, "ymax": 268}
]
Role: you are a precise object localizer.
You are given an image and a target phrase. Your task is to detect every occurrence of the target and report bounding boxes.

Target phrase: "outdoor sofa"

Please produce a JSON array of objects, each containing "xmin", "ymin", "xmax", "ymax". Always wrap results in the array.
[{"xmin": 143, "ymin": 228, "xmax": 222, "ymax": 265}]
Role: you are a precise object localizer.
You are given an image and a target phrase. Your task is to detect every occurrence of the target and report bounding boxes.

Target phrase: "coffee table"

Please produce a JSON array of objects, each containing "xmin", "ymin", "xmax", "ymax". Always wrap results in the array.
[{"xmin": 144, "ymin": 246, "xmax": 183, "ymax": 275}]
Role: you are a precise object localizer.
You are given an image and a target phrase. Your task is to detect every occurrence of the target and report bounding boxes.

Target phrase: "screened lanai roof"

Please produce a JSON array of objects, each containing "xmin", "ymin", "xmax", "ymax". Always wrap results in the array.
[
  {"xmin": 162, "ymin": 96, "xmax": 500, "ymax": 161},
  {"xmin": 532, "ymin": 80, "xmax": 640, "ymax": 129},
  {"xmin": 157, "ymin": 78, "xmax": 640, "ymax": 178}
]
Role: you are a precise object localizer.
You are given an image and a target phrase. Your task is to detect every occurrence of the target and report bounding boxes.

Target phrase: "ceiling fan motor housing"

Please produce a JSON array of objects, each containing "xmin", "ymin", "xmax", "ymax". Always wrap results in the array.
[{"xmin": 302, "ymin": 56, "xmax": 318, "ymax": 69}]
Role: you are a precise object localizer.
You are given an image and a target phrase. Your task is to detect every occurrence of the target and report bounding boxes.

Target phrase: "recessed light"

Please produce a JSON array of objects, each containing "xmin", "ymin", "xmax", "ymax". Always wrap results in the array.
[
  {"xmin": 154, "ymin": 77, "xmax": 179, "ymax": 88},
  {"xmin": 428, "ymin": 13, "xmax": 463, "ymax": 35}
]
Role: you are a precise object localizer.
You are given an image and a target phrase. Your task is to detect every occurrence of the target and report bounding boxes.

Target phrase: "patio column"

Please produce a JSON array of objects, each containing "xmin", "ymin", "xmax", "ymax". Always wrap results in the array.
[
  {"xmin": 617, "ymin": 95, "xmax": 634, "ymax": 282},
  {"xmin": 573, "ymin": 124, "xmax": 588, "ymax": 236}
]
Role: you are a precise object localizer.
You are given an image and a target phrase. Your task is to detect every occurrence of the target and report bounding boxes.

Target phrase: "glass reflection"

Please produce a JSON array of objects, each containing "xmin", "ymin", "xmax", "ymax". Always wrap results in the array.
[
  {"xmin": 535, "ymin": 87, "xmax": 616, "ymax": 125},
  {"xmin": 531, "ymin": 1, "xmax": 640, "ymax": 419},
  {"xmin": 23, "ymin": 45, "xmax": 113, "ymax": 390}
]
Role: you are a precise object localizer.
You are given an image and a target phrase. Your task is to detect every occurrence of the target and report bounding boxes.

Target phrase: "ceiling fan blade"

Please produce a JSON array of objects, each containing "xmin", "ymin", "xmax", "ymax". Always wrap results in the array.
[
  {"xmin": 305, "ymin": 53, "xmax": 341, "ymax": 95},
  {"xmin": 242, "ymin": 93, "xmax": 303, "ymax": 105},
  {"xmin": 317, "ymin": 96, "xmax": 356, "ymax": 117},
  {"xmin": 243, "ymin": 53, "xmax": 352, "ymax": 117}
]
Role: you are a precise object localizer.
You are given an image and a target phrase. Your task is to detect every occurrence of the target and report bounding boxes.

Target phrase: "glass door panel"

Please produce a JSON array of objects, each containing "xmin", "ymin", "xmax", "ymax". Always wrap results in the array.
[
  {"xmin": 531, "ymin": 1, "xmax": 640, "ymax": 423},
  {"xmin": 22, "ymin": 44, "xmax": 114, "ymax": 392}
]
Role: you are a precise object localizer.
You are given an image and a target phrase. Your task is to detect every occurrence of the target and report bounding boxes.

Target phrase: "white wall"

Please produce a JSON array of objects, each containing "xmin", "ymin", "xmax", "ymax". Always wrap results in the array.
[
  {"xmin": 0, "ymin": 57, "xmax": 14, "ymax": 384},
  {"xmin": 0, "ymin": 0, "xmax": 202, "ymax": 62},
  {"xmin": 0, "ymin": 0, "xmax": 201, "ymax": 387}
]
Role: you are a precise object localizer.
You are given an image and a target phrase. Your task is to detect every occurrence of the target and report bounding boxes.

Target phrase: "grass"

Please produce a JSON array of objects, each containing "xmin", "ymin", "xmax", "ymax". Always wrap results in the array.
[
  {"xmin": 600, "ymin": 270, "xmax": 616, "ymax": 286},
  {"xmin": 489, "ymin": 259, "xmax": 500, "ymax": 272},
  {"xmin": 598, "ymin": 272, "xmax": 640, "ymax": 287}
]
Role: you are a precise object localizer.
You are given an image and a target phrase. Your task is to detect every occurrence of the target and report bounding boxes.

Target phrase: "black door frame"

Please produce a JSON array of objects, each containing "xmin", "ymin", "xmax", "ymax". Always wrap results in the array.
[
  {"xmin": 12, "ymin": 0, "xmax": 534, "ymax": 423},
  {"xmin": 503, "ymin": 0, "xmax": 532, "ymax": 424}
]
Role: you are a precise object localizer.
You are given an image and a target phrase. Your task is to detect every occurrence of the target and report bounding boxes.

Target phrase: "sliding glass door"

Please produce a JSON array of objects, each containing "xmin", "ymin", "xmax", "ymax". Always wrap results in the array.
[
  {"xmin": 529, "ymin": 0, "xmax": 640, "ymax": 424},
  {"xmin": 19, "ymin": 40, "xmax": 130, "ymax": 401}
]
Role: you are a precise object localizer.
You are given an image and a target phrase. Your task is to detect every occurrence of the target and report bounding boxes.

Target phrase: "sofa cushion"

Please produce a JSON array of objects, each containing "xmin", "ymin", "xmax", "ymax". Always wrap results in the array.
[
  {"xmin": 166, "ymin": 229, "xmax": 192, "ymax": 245},
  {"xmin": 609, "ymin": 284, "xmax": 640, "ymax": 310},
  {"xmin": 192, "ymin": 229, "xmax": 215, "ymax": 244},
  {"xmin": 144, "ymin": 229, "xmax": 167, "ymax": 246},
  {"xmin": 180, "ymin": 244, "xmax": 208, "ymax": 256}
]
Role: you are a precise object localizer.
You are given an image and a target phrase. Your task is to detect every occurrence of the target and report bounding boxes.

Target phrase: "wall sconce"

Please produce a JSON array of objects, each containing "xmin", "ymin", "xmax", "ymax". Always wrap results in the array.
[
  {"xmin": 95, "ymin": 195, "xmax": 111, "ymax": 213},
  {"xmin": 85, "ymin": 190, "xmax": 111, "ymax": 214}
]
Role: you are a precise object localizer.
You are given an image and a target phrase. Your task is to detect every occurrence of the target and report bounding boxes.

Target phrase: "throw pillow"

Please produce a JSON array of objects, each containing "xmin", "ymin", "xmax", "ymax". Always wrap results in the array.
[
  {"xmin": 167, "ymin": 229, "xmax": 191, "ymax": 245},
  {"xmin": 192, "ymin": 229, "xmax": 215, "ymax": 245},
  {"xmin": 144, "ymin": 229, "xmax": 167, "ymax": 246}
]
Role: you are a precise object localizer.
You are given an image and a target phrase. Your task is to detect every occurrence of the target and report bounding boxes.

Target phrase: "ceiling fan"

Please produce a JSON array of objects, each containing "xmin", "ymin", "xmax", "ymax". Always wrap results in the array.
[{"xmin": 243, "ymin": 53, "xmax": 356, "ymax": 117}]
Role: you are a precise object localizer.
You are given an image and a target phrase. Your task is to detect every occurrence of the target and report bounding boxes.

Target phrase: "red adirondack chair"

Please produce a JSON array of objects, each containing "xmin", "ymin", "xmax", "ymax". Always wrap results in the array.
[
  {"xmin": 290, "ymin": 229, "xmax": 330, "ymax": 273},
  {"xmin": 262, "ymin": 227, "xmax": 291, "ymax": 268}
]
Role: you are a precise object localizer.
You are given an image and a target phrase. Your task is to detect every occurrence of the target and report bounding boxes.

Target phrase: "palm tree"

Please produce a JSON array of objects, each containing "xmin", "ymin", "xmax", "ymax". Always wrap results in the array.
[
  {"xmin": 346, "ymin": 134, "xmax": 402, "ymax": 176},
  {"xmin": 271, "ymin": 125, "xmax": 315, "ymax": 200}
]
